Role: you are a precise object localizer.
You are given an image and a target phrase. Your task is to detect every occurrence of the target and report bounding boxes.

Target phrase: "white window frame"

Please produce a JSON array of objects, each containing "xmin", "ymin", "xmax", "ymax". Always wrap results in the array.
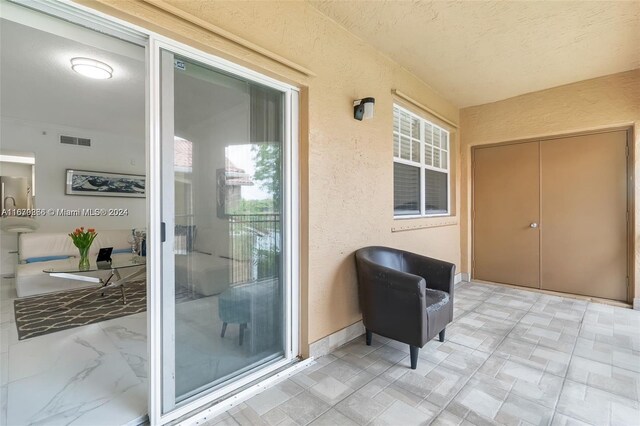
[{"xmin": 393, "ymin": 104, "xmax": 451, "ymax": 218}]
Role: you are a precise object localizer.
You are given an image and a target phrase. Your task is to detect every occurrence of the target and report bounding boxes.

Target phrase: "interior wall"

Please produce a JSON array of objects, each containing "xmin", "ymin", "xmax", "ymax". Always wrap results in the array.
[
  {"xmin": 0, "ymin": 116, "xmax": 146, "ymax": 233},
  {"xmin": 460, "ymin": 69, "xmax": 640, "ymax": 306},
  {"xmin": 78, "ymin": 0, "xmax": 462, "ymax": 350}
]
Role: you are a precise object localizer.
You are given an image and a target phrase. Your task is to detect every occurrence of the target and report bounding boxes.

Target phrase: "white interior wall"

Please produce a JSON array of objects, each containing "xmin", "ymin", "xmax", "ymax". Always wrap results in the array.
[{"xmin": 0, "ymin": 116, "xmax": 145, "ymax": 275}]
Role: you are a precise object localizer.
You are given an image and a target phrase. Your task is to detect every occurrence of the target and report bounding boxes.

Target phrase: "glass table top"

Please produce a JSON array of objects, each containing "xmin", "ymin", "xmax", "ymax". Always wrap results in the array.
[{"xmin": 43, "ymin": 256, "xmax": 146, "ymax": 273}]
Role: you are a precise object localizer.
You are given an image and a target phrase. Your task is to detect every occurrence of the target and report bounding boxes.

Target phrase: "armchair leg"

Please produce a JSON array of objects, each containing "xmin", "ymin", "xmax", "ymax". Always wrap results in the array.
[
  {"xmin": 409, "ymin": 345, "xmax": 419, "ymax": 370},
  {"xmin": 365, "ymin": 329, "xmax": 372, "ymax": 346},
  {"xmin": 439, "ymin": 328, "xmax": 446, "ymax": 342}
]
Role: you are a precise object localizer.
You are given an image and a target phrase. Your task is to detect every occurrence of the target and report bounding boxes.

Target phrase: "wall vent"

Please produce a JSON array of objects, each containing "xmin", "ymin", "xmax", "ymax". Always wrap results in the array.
[{"xmin": 60, "ymin": 135, "xmax": 91, "ymax": 147}]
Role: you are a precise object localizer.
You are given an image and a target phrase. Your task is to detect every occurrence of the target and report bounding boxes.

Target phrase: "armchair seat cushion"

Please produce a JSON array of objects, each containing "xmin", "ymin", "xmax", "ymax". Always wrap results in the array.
[{"xmin": 425, "ymin": 289, "xmax": 449, "ymax": 313}]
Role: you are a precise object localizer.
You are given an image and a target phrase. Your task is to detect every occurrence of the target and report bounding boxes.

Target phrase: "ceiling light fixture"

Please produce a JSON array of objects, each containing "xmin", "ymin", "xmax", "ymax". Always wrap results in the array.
[{"xmin": 70, "ymin": 57, "xmax": 113, "ymax": 79}]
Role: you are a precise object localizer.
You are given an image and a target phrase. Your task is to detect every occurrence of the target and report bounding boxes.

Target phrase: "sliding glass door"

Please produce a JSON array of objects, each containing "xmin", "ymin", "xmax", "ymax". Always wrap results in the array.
[{"xmin": 155, "ymin": 42, "xmax": 298, "ymax": 418}]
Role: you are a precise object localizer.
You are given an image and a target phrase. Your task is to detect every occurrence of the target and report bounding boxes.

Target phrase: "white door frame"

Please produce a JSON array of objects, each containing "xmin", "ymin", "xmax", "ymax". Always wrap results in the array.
[
  {"xmin": 149, "ymin": 34, "xmax": 300, "ymax": 425},
  {"xmin": 4, "ymin": 1, "xmax": 301, "ymax": 424}
]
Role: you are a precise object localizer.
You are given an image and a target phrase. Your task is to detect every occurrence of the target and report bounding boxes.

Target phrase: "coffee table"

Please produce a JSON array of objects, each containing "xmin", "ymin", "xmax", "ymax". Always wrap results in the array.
[{"xmin": 44, "ymin": 257, "xmax": 146, "ymax": 308}]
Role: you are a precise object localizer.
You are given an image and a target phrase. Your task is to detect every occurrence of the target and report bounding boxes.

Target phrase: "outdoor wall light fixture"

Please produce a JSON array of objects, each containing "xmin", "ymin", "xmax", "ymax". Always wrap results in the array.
[
  {"xmin": 70, "ymin": 57, "xmax": 113, "ymax": 79},
  {"xmin": 353, "ymin": 97, "xmax": 375, "ymax": 121}
]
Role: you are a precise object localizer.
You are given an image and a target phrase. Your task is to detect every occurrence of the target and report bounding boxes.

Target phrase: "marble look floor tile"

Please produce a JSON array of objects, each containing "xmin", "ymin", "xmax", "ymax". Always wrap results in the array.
[
  {"xmin": 100, "ymin": 312, "xmax": 147, "ymax": 379},
  {"xmin": 8, "ymin": 323, "xmax": 123, "ymax": 383},
  {"xmin": 371, "ymin": 400, "xmax": 434, "ymax": 426},
  {"xmin": 573, "ymin": 336, "xmax": 640, "ymax": 373},
  {"xmin": 0, "ymin": 385, "xmax": 6, "ymax": 426},
  {"xmin": 309, "ymin": 408, "xmax": 358, "ymax": 426},
  {"xmin": 494, "ymin": 337, "xmax": 571, "ymax": 377},
  {"xmin": 0, "ymin": 321, "xmax": 18, "ymax": 354},
  {"xmin": 0, "ymin": 352, "xmax": 7, "ymax": 387},
  {"xmin": 477, "ymin": 354, "xmax": 564, "ymax": 408},
  {"xmin": 7, "ymin": 351, "xmax": 144, "ymax": 426},
  {"xmin": 566, "ymin": 355, "xmax": 640, "ymax": 401},
  {"xmin": 555, "ymin": 380, "xmax": 640, "ymax": 426},
  {"xmin": 276, "ymin": 391, "xmax": 330, "ymax": 425}
]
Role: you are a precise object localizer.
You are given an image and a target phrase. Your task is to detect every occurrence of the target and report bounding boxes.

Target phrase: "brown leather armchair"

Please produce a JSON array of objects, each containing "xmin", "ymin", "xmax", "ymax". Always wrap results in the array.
[{"xmin": 355, "ymin": 246, "xmax": 455, "ymax": 369}]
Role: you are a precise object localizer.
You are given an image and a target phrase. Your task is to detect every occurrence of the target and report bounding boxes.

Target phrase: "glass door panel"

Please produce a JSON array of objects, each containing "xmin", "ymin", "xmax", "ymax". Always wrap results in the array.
[{"xmin": 160, "ymin": 49, "xmax": 287, "ymax": 411}]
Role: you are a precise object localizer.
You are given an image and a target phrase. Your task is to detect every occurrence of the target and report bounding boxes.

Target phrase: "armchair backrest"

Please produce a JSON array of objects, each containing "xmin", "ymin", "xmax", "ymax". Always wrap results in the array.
[{"xmin": 355, "ymin": 246, "xmax": 406, "ymax": 272}]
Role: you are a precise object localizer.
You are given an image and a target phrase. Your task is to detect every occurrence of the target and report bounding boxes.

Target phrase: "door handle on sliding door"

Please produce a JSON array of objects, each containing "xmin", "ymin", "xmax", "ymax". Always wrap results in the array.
[
  {"xmin": 530, "ymin": 223, "xmax": 538, "ymax": 229},
  {"xmin": 161, "ymin": 222, "xmax": 166, "ymax": 242}
]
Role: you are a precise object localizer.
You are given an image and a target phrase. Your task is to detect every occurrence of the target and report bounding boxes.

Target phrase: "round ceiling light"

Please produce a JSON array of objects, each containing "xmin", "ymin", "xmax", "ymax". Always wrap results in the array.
[{"xmin": 70, "ymin": 57, "xmax": 113, "ymax": 79}]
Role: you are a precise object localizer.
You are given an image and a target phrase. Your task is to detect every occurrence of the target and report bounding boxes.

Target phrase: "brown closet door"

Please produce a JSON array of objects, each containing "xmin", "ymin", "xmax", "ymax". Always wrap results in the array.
[
  {"xmin": 473, "ymin": 142, "xmax": 540, "ymax": 288},
  {"xmin": 540, "ymin": 131, "xmax": 628, "ymax": 301}
]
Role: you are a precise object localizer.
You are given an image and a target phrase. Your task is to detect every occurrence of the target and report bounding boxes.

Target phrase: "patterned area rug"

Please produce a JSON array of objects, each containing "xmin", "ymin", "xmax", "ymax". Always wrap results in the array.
[{"xmin": 14, "ymin": 280, "xmax": 147, "ymax": 340}]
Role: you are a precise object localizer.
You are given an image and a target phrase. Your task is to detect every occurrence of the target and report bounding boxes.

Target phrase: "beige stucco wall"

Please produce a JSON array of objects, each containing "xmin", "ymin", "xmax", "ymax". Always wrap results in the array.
[
  {"xmin": 460, "ymin": 70, "xmax": 640, "ymax": 304},
  {"xmin": 80, "ymin": 0, "xmax": 462, "ymax": 352}
]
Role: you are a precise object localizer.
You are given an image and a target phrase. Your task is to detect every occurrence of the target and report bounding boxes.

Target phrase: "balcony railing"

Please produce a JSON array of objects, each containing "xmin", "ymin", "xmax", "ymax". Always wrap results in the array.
[{"xmin": 228, "ymin": 214, "xmax": 281, "ymax": 284}]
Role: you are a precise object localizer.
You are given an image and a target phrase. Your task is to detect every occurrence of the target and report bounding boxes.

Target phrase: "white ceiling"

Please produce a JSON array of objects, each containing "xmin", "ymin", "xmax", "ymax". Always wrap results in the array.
[
  {"xmin": 310, "ymin": 0, "xmax": 640, "ymax": 107},
  {"xmin": 0, "ymin": 18, "xmax": 145, "ymax": 136}
]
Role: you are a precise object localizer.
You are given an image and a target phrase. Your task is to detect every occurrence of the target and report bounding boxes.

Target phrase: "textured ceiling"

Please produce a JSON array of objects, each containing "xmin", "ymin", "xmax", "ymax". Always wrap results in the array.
[{"xmin": 309, "ymin": 0, "xmax": 640, "ymax": 107}]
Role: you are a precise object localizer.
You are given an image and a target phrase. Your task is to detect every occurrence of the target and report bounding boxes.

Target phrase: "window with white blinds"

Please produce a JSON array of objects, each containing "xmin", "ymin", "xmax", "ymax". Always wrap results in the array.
[{"xmin": 393, "ymin": 105, "xmax": 450, "ymax": 217}]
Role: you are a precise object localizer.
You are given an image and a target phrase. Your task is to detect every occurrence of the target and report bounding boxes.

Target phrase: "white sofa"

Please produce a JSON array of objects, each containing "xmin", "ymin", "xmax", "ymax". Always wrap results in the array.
[
  {"xmin": 174, "ymin": 228, "xmax": 231, "ymax": 296},
  {"xmin": 16, "ymin": 230, "xmax": 142, "ymax": 298}
]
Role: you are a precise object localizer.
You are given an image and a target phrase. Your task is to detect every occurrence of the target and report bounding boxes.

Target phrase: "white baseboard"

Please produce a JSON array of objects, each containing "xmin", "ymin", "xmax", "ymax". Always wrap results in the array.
[
  {"xmin": 455, "ymin": 272, "xmax": 469, "ymax": 285},
  {"xmin": 309, "ymin": 321, "xmax": 365, "ymax": 358},
  {"xmin": 634, "ymin": 298, "xmax": 640, "ymax": 311}
]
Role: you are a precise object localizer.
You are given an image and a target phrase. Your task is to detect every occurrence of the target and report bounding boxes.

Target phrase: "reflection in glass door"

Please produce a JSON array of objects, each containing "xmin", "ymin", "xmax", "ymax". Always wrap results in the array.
[{"xmin": 159, "ymin": 47, "xmax": 296, "ymax": 414}]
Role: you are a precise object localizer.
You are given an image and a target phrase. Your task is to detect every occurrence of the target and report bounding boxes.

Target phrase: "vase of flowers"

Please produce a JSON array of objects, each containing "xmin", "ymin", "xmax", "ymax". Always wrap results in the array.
[{"xmin": 69, "ymin": 227, "xmax": 97, "ymax": 270}]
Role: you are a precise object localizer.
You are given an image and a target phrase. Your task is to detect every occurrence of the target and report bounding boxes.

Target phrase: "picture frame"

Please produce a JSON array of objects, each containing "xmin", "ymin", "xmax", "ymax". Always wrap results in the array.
[{"xmin": 65, "ymin": 169, "xmax": 145, "ymax": 198}]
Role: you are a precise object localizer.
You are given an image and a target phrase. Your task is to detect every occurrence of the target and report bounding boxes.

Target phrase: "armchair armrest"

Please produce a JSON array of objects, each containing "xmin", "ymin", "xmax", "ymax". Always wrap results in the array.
[
  {"xmin": 355, "ymin": 257, "xmax": 427, "ymax": 346},
  {"xmin": 404, "ymin": 252, "xmax": 455, "ymax": 295}
]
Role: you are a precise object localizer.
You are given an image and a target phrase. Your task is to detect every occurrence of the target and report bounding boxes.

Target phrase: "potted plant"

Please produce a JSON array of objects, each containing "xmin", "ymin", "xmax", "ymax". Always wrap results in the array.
[{"xmin": 69, "ymin": 227, "xmax": 97, "ymax": 270}]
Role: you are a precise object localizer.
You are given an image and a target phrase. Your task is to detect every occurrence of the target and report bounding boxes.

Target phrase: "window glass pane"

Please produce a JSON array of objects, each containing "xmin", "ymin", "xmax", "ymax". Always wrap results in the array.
[
  {"xmin": 433, "ymin": 127, "xmax": 441, "ymax": 148},
  {"xmin": 424, "ymin": 144, "xmax": 433, "ymax": 166},
  {"xmin": 424, "ymin": 123, "xmax": 433, "ymax": 146},
  {"xmin": 400, "ymin": 113, "xmax": 410, "ymax": 136},
  {"xmin": 394, "ymin": 162, "xmax": 421, "ymax": 215},
  {"xmin": 441, "ymin": 150, "xmax": 448, "ymax": 169},
  {"xmin": 411, "ymin": 140, "xmax": 420, "ymax": 163},
  {"xmin": 433, "ymin": 148, "xmax": 440, "ymax": 167},
  {"xmin": 400, "ymin": 136, "xmax": 411, "ymax": 160},
  {"xmin": 441, "ymin": 132, "xmax": 448, "ymax": 151},
  {"xmin": 393, "ymin": 133, "xmax": 399, "ymax": 157},
  {"xmin": 393, "ymin": 110, "xmax": 399, "ymax": 133},
  {"xmin": 411, "ymin": 117, "xmax": 420, "ymax": 139},
  {"xmin": 424, "ymin": 169, "xmax": 448, "ymax": 214}
]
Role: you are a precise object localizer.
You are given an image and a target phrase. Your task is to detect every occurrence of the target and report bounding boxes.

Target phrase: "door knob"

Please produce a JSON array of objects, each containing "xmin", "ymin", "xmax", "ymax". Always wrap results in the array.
[{"xmin": 530, "ymin": 223, "xmax": 538, "ymax": 228}]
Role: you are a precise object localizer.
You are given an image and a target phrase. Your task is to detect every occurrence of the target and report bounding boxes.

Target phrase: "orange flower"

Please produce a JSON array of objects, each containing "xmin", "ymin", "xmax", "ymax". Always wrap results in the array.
[
  {"xmin": 88, "ymin": 228, "xmax": 96, "ymax": 233},
  {"xmin": 80, "ymin": 227, "xmax": 84, "ymax": 231}
]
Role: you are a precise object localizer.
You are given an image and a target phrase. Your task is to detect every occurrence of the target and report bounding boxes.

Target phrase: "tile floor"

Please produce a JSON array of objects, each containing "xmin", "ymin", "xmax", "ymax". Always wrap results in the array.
[{"xmin": 205, "ymin": 282, "xmax": 640, "ymax": 426}]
